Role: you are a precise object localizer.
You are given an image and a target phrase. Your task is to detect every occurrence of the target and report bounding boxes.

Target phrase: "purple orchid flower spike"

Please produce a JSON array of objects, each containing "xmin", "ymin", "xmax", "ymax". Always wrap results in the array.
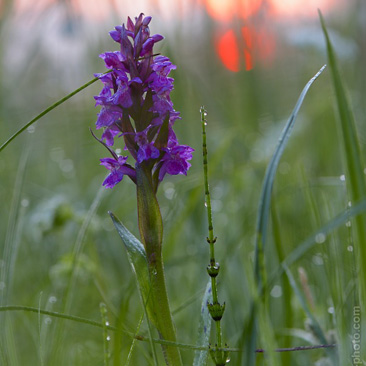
[
  {"xmin": 94, "ymin": 15, "xmax": 191, "ymax": 366},
  {"xmin": 93, "ymin": 13, "xmax": 193, "ymax": 190}
]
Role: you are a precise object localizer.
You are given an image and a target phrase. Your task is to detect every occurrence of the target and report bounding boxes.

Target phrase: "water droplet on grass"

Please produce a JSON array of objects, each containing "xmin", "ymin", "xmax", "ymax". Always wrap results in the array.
[
  {"xmin": 164, "ymin": 187, "xmax": 175, "ymax": 200},
  {"xmin": 27, "ymin": 126, "xmax": 35, "ymax": 134},
  {"xmin": 340, "ymin": 174, "xmax": 346, "ymax": 181},
  {"xmin": 49, "ymin": 296, "xmax": 57, "ymax": 303},
  {"xmin": 312, "ymin": 254, "xmax": 323, "ymax": 265},
  {"xmin": 315, "ymin": 233, "xmax": 326, "ymax": 244},
  {"xmin": 270, "ymin": 285, "xmax": 282, "ymax": 298}
]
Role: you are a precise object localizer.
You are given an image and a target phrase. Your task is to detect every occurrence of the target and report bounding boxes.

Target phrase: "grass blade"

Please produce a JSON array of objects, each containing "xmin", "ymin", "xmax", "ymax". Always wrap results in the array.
[
  {"xmin": 319, "ymin": 10, "xmax": 366, "ymax": 309},
  {"xmin": 272, "ymin": 198, "xmax": 366, "ymax": 281},
  {"xmin": 254, "ymin": 64, "xmax": 326, "ymax": 284},
  {"xmin": 249, "ymin": 66, "xmax": 326, "ymax": 366},
  {"xmin": 284, "ymin": 266, "xmax": 338, "ymax": 365},
  {"xmin": 0, "ymin": 75, "xmax": 102, "ymax": 153}
]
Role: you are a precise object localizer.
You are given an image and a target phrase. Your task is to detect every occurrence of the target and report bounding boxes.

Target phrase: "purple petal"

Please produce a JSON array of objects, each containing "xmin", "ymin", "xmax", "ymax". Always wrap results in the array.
[
  {"xmin": 142, "ymin": 16, "xmax": 152, "ymax": 26},
  {"xmin": 158, "ymin": 145, "xmax": 194, "ymax": 181},
  {"xmin": 141, "ymin": 38, "xmax": 154, "ymax": 57},
  {"xmin": 96, "ymin": 105, "xmax": 123, "ymax": 128},
  {"xmin": 100, "ymin": 52, "xmax": 125, "ymax": 69},
  {"xmin": 100, "ymin": 156, "xmax": 134, "ymax": 188},
  {"xmin": 109, "ymin": 25, "xmax": 123, "ymax": 43},
  {"xmin": 101, "ymin": 125, "xmax": 121, "ymax": 146},
  {"xmin": 127, "ymin": 17, "xmax": 135, "ymax": 32},
  {"xmin": 151, "ymin": 34, "xmax": 164, "ymax": 43},
  {"xmin": 113, "ymin": 82, "xmax": 133, "ymax": 108}
]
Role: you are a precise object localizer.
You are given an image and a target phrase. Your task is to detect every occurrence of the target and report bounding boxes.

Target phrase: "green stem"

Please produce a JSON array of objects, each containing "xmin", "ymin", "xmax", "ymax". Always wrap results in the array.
[
  {"xmin": 136, "ymin": 164, "xmax": 182, "ymax": 366},
  {"xmin": 201, "ymin": 107, "xmax": 229, "ymax": 365},
  {"xmin": 150, "ymin": 255, "xmax": 182, "ymax": 365}
]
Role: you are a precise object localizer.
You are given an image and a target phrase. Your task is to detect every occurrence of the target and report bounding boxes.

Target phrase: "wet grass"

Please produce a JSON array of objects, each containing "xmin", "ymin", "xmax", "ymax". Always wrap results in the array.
[{"xmin": 0, "ymin": 5, "xmax": 365, "ymax": 365}]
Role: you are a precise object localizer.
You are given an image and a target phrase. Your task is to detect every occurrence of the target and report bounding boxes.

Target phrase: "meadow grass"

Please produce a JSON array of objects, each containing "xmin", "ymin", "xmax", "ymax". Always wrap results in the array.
[{"xmin": 0, "ymin": 6, "xmax": 365, "ymax": 366}]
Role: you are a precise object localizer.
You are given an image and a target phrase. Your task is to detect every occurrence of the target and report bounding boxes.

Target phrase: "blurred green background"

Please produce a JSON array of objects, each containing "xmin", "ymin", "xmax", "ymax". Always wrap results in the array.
[{"xmin": 0, "ymin": 0, "xmax": 365, "ymax": 364}]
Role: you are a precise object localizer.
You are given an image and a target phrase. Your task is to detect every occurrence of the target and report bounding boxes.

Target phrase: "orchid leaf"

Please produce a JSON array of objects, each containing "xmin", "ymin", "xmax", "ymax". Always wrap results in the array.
[
  {"xmin": 193, "ymin": 280, "xmax": 212, "ymax": 366},
  {"xmin": 109, "ymin": 212, "xmax": 157, "ymax": 327}
]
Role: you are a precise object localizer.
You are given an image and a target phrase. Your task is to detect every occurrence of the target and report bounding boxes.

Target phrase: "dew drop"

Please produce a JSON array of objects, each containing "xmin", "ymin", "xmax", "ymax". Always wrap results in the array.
[
  {"xmin": 49, "ymin": 296, "xmax": 57, "ymax": 304},
  {"xmin": 44, "ymin": 317, "xmax": 52, "ymax": 325},
  {"xmin": 270, "ymin": 285, "xmax": 282, "ymax": 298},
  {"xmin": 346, "ymin": 221, "xmax": 352, "ymax": 227},
  {"xmin": 164, "ymin": 187, "xmax": 175, "ymax": 200},
  {"xmin": 315, "ymin": 233, "xmax": 326, "ymax": 244},
  {"xmin": 27, "ymin": 126, "xmax": 35, "ymax": 134},
  {"xmin": 204, "ymin": 202, "xmax": 208, "ymax": 207},
  {"xmin": 105, "ymin": 321, "xmax": 110, "ymax": 326},
  {"xmin": 347, "ymin": 245, "xmax": 354, "ymax": 252},
  {"xmin": 328, "ymin": 307, "xmax": 335, "ymax": 314},
  {"xmin": 106, "ymin": 336, "xmax": 111, "ymax": 341},
  {"xmin": 340, "ymin": 174, "xmax": 346, "ymax": 181},
  {"xmin": 204, "ymin": 122, "xmax": 208, "ymax": 126},
  {"xmin": 348, "ymin": 201, "xmax": 352, "ymax": 207},
  {"xmin": 312, "ymin": 254, "xmax": 324, "ymax": 265}
]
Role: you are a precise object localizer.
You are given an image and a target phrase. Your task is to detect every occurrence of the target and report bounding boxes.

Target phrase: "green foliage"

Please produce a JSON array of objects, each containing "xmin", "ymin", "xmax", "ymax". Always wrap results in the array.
[{"xmin": 1, "ymin": 6, "xmax": 365, "ymax": 366}]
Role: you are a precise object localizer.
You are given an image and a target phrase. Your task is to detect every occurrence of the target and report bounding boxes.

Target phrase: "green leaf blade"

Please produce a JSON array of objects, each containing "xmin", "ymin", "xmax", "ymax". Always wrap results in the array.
[
  {"xmin": 319, "ymin": 10, "xmax": 366, "ymax": 309},
  {"xmin": 255, "ymin": 64, "xmax": 327, "ymax": 270},
  {"xmin": 193, "ymin": 280, "xmax": 212, "ymax": 366},
  {"xmin": 109, "ymin": 212, "xmax": 156, "ymax": 324}
]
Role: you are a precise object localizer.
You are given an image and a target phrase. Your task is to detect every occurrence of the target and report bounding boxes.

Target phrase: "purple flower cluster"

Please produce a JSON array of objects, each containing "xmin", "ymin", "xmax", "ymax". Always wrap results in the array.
[{"xmin": 94, "ymin": 14, "xmax": 193, "ymax": 189}]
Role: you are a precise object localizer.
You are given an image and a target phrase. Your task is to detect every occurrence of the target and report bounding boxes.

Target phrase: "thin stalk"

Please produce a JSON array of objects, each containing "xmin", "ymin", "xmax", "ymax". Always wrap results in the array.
[
  {"xmin": 100, "ymin": 303, "xmax": 110, "ymax": 366},
  {"xmin": 135, "ymin": 164, "xmax": 182, "ymax": 366},
  {"xmin": 0, "ymin": 72, "xmax": 111, "ymax": 153},
  {"xmin": 0, "ymin": 305, "xmax": 337, "ymax": 354},
  {"xmin": 201, "ymin": 107, "xmax": 229, "ymax": 365}
]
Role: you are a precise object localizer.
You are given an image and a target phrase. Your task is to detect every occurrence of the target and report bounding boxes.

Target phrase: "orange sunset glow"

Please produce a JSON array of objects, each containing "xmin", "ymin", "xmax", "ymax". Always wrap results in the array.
[
  {"xmin": 203, "ymin": 0, "xmax": 347, "ymax": 71},
  {"xmin": 9, "ymin": 0, "xmax": 349, "ymax": 72}
]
